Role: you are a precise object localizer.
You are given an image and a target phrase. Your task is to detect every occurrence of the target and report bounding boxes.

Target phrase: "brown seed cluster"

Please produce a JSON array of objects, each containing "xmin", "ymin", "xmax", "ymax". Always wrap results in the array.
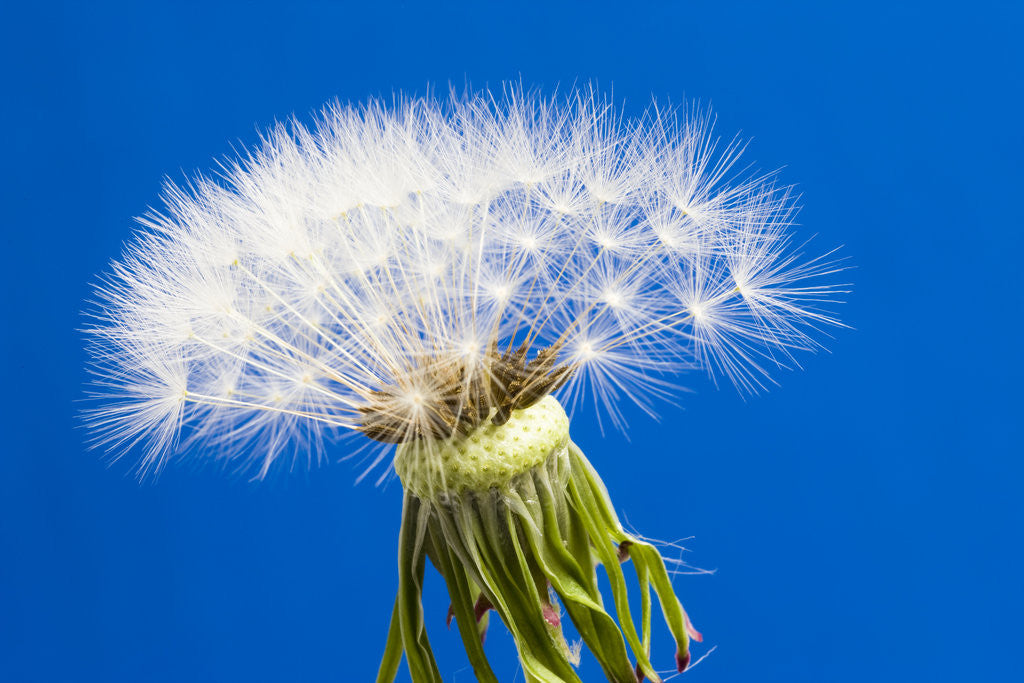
[{"xmin": 357, "ymin": 342, "xmax": 574, "ymax": 444}]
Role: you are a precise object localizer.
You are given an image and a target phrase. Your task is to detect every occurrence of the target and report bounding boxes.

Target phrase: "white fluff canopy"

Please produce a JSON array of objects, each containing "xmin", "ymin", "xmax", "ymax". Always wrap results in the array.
[{"xmin": 86, "ymin": 87, "xmax": 842, "ymax": 478}]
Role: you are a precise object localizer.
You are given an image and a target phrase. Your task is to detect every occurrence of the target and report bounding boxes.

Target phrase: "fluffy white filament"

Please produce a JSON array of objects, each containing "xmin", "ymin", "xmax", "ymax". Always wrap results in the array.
[{"xmin": 86, "ymin": 88, "xmax": 842, "ymax": 478}]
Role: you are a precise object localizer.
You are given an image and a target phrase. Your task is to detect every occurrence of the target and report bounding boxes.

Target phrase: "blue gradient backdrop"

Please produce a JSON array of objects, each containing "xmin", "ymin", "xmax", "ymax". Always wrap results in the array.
[{"xmin": 2, "ymin": 2, "xmax": 1021, "ymax": 681}]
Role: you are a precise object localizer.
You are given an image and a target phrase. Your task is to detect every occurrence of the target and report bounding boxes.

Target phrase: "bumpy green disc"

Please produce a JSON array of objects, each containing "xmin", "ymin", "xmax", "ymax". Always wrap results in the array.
[{"xmin": 394, "ymin": 395, "xmax": 570, "ymax": 499}]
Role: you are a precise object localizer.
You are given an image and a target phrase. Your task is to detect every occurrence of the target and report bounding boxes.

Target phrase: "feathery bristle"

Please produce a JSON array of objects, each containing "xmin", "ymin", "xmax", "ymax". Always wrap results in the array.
[{"xmin": 85, "ymin": 86, "xmax": 843, "ymax": 478}]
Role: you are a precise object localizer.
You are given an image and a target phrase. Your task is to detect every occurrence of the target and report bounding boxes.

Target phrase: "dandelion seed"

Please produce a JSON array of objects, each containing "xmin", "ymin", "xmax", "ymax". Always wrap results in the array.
[{"xmin": 85, "ymin": 86, "xmax": 844, "ymax": 682}]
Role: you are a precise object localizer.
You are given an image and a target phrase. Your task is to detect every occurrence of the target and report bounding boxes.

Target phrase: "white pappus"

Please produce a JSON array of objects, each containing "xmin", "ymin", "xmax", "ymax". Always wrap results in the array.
[{"xmin": 85, "ymin": 86, "xmax": 843, "ymax": 480}]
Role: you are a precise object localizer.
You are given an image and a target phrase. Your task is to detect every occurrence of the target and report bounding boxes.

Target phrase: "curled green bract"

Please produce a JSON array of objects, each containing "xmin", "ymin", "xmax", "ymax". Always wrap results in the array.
[{"xmin": 378, "ymin": 399, "xmax": 700, "ymax": 683}]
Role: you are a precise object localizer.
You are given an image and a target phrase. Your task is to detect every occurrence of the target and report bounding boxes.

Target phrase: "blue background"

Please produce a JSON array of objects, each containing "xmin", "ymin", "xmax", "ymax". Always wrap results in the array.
[{"xmin": 2, "ymin": 1, "xmax": 1022, "ymax": 681}]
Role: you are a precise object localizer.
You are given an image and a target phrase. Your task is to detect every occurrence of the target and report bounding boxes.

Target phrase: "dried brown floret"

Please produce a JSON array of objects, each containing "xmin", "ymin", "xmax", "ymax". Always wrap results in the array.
[{"xmin": 358, "ymin": 343, "xmax": 575, "ymax": 443}]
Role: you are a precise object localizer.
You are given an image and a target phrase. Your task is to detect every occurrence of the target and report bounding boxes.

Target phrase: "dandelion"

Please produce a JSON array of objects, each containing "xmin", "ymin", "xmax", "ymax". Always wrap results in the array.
[{"xmin": 86, "ymin": 87, "xmax": 843, "ymax": 682}]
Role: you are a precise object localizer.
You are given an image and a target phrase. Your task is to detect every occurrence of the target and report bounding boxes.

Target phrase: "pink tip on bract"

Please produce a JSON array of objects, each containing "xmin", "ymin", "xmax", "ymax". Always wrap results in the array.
[
  {"xmin": 473, "ymin": 594, "xmax": 493, "ymax": 622},
  {"xmin": 684, "ymin": 612, "xmax": 703, "ymax": 642},
  {"xmin": 542, "ymin": 602, "xmax": 561, "ymax": 627}
]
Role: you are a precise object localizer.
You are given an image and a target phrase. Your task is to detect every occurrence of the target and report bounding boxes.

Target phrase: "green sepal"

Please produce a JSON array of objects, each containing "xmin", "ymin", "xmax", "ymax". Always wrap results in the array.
[{"xmin": 377, "ymin": 402, "xmax": 700, "ymax": 682}]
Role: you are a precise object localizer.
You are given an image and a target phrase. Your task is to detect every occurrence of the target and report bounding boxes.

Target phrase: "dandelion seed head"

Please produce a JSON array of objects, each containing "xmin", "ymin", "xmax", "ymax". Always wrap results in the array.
[{"xmin": 85, "ymin": 86, "xmax": 843, "ymax": 478}]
